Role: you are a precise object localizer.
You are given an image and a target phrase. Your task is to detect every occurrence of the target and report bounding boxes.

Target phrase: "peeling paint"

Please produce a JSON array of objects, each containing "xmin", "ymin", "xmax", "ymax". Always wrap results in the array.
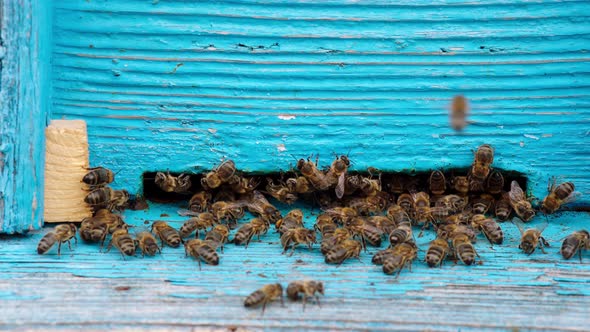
[{"xmin": 278, "ymin": 115, "xmax": 296, "ymax": 120}]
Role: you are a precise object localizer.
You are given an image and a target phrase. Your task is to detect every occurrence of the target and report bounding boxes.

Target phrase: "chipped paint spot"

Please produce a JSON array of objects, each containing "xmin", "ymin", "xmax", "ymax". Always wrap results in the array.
[
  {"xmin": 208, "ymin": 128, "xmax": 217, "ymax": 134},
  {"xmin": 277, "ymin": 144, "xmax": 286, "ymax": 152},
  {"xmin": 524, "ymin": 134, "xmax": 540, "ymax": 140},
  {"xmin": 542, "ymin": 134, "xmax": 553, "ymax": 138},
  {"xmin": 278, "ymin": 115, "xmax": 296, "ymax": 120},
  {"xmin": 520, "ymin": 141, "xmax": 525, "ymax": 147}
]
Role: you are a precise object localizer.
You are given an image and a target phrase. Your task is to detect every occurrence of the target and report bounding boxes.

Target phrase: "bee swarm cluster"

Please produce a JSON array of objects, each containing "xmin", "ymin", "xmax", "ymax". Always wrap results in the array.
[{"xmin": 38, "ymin": 145, "xmax": 585, "ymax": 283}]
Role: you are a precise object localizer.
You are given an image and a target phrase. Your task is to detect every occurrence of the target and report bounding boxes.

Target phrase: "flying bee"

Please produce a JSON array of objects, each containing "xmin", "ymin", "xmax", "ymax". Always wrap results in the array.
[
  {"xmin": 135, "ymin": 231, "xmax": 160, "ymax": 257},
  {"xmin": 486, "ymin": 170, "xmax": 504, "ymax": 195},
  {"xmin": 514, "ymin": 220, "xmax": 549, "ymax": 255},
  {"xmin": 471, "ymin": 144, "xmax": 494, "ymax": 181},
  {"xmin": 204, "ymin": 224, "xmax": 230, "ymax": 253},
  {"xmin": 437, "ymin": 223, "xmax": 476, "ymax": 243},
  {"xmin": 389, "ymin": 222, "xmax": 414, "ymax": 247},
  {"xmin": 470, "ymin": 214, "xmax": 503, "ymax": 245},
  {"xmin": 188, "ymin": 191, "xmax": 212, "ymax": 213},
  {"xmin": 184, "ymin": 239, "xmax": 219, "ymax": 269},
  {"xmin": 372, "ymin": 248, "xmax": 395, "ymax": 265},
  {"xmin": 107, "ymin": 227, "xmax": 136, "ymax": 258},
  {"xmin": 541, "ymin": 180, "xmax": 578, "ymax": 214},
  {"xmin": 561, "ymin": 230, "xmax": 590, "ymax": 262},
  {"xmin": 286, "ymin": 176, "xmax": 313, "ymax": 194},
  {"xmin": 275, "ymin": 209, "xmax": 304, "ymax": 235},
  {"xmin": 429, "ymin": 170, "xmax": 446, "ymax": 195},
  {"xmin": 179, "ymin": 212, "xmax": 217, "ymax": 238},
  {"xmin": 84, "ymin": 187, "xmax": 129, "ymax": 212},
  {"xmin": 451, "ymin": 176, "xmax": 469, "ymax": 195},
  {"xmin": 322, "ymin": 207, "xmax": 357, "ymax": 225},
  {"xmin": 325, "ymin": 155, "xmax": 350, "ymax": 199},
  {"xmin": 244, "ymin": 284, "xmax": 284, "ymax": 315},
  {"xmin": 426, "ymin": 237, "xmax": 450, "ymax": 268},
  {"xmin": 382, "ymin": 242, "xmax": 418, "ymax": 277},
  {"xmin": 202, "ymin": 159, "xmax": 237, "ymax": 190},
  {"xmin": 324, "ymin": 239, "xmax": 362, "ymax": 266},
  {"xmin": 245, "ymin": 191, "xmax": 282, "ymax": 224},
  {"xmin": 151, "ymin": 221, "xmax": 182, "ymax": 248},
  {"xmin": 82, "ymin": 167, "xmax": 114, "ymax": 188},
  {"xmin": 345, "ymin": 217, "xmax": 384, "ymax": 249},
  {"xmin": 280, "ymin": 228, "xmax": 316, "ymax": 256},
  {"xmin": 451, "ymin": 233, "xmax": 479, "ymax": 265},
  {"xmin": 314, "ymin": 214, "xmax": 338, "ymax": 237},
  {"xmin": 508, "ymin": 181, "xmax": 535, "ymax": 222},
  {"xmin": 346, "ymin": 195, "xmax": 387, "ymax": 215},
  {"xmin": 366, "ymin": 216, "xmax": 397, "ymax": 236},
  {"xmin": 320, "ymin": 228, "xmax": 352, "ymax": 255},
  {"xmin": 228, "ymin": 175, "xmax": 260, "ymax": 195},
  {"xmin": 210, "ymin": 201, "xmax": 246, "ymax": 226},
  {"xmin": 233, "ymin": 218, "xmax": 269, "ymax": 248},
  {"xmin": 450, "ymin": 95, "xmax": 469, "ymax": 131},
  {"xmin": 37, "ymin": 224, "xmax": 77, "ymax": 256},
  {"xmin": 386, "ymin": 204, "xmax": 411, "ymax": 225},
  {"xmin": 155, "ymin": 171, "xmax": 192, "ymax": 193},
  {"xmin": 287, "ymin": 281, "xmax": 324, "ymax": 311},
  {"xmin": 297, "ymin": 157, "xmax": 331, "ymax": 191},
  {"xmin": 494, "ymin": 192, "xmax": 513, "ymax": 221},
  {"xmin": 266, "ymin": 179, "xmax": 298, "ymax": 205},
  {"xmin": 471, "ymin": 193, "xmax": 495, "ymax": 215}
]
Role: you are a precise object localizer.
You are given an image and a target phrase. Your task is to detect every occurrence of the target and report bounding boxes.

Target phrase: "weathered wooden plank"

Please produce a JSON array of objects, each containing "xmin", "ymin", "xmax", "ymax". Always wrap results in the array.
[{"xmin": 1, "ymin": 204, "xmax": 589, "ymax": 330}]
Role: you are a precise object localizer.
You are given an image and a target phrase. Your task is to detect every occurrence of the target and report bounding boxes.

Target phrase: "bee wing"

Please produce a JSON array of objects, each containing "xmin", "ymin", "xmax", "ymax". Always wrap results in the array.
[
  {"xmin": 177, "ymin": 209, "xmax": 200, "ymax": 217},
  {"xmin": 509, "ymin": 181, "xmax": 526, "ymax": 202},
  {"xmin": 335, "ymin": 173, "xmax": 346, "ymax": 199},
  {"xmin": 562, "ymin": 191, "xmax": 582, "ymax": 205},
  {"xmin": 537, "ymin": 221, "xmax": 549, "ymax": 234},
  {"xmin": 511, "ymin": 218, "xmax": 526, "ymax": 235}
]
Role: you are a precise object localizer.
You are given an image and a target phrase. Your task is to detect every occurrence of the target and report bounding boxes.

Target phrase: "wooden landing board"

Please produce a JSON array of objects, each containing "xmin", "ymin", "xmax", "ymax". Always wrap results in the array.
[{"xmin": 1, "ymin": 204, "xmax": 589, "ymax": 331}]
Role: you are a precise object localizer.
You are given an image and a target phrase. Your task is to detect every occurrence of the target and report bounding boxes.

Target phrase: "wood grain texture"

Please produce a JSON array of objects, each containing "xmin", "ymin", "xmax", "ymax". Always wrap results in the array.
[
  {"xmin": 1, "ymin": 204, "xmax": 590, "ymax": 331},
  {"xmin": 0, "ymin": 0, "xmax": 52, "ymax": 233},
  {"xmin": 49, "ymin": 0, "xmax": 590, "ymax": 204}
]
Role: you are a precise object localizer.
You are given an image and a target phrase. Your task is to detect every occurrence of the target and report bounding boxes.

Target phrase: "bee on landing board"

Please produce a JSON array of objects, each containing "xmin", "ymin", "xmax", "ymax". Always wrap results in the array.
[
  {"xmin": 324, "ymin": 239, "xmax": 362, "ymax": 266},
  {"xmin": 107, "ymin": 227, "xmax": 136, "ymax": 259},
  {"xmin": 184, "ymin": 239, "xmax": 219, "ymax": 269},
  {"xmin": 286, "ymin": 280, "xmax": 324, "ymax": 311},
  {"xmin": 232, "ymin": 218, "xmax": 269, "ymax": 248},
  {"xmin": 470, "ymin": 214, "xmax": 503, "ymax": 245},
  {"xmin": 188, "ymin": 191, "xmax": 212, "ymax": 213},
  {"xmin": 135, "ymin": 231, "xmax": 160, "ymax": 257},
  {"xmin": 541, "ymin": 180, "xmax": 578, "ymax": 215},
  {"xmin": 425, "ymin": 237, "xmax": 450, "ymax": 268},
  {"xmin": 382, "ymin": 242, "xmax": 418, "ymax": 277},
  {"xmin": 280, "ymin": 228, "xmax": 316, "ymax": 256},
  {"xmin": 37, "ymin": 224, "xmax": 77, "ymax": 256},
  {"xmin": 84, "ymin": 187, "xmax": 129, "ymax": 212},
  {"xmin": 179, "ymin": 212, "xmax": 216, "ymax": 239},
  {"xmin": 513, "ymin": 220, "xmax": 549, "ymax": 255},
  {"xmin": 244, "ymin": 283, "xmax": 284, "ymax": 315},
  {"xmin": 151, "ymin": 221, "xmax": 182, "ymax": 248},
  {"xmin": 561, "ymin": 230, "xmax": 590, "ymax": 262},
  {"xmin": 508, "ymin": 181, "xmax": 535, "ymax": 222}
]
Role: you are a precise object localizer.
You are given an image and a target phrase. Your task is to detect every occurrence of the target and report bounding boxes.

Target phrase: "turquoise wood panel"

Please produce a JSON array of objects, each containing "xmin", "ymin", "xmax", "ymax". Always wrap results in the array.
[
  {"xmin": 1, "ymin": 204, "xmax": 589, "ymax": 330},
  {"xmin": 50, "ymin": 0, "xmax": 590, "ymax": 203},
  {"xmin": 0, "ymin": 0, "xmax": 52, "ymax": 233}
]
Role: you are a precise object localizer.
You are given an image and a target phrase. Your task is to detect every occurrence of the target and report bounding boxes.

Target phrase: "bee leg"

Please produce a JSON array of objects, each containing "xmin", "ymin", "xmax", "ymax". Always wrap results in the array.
[
  {"xmin": 67, "ymin": 240, "xmax": 73, "ymax": 251},
  {"xmin": 315, "ymin": 295, "xmax": 321, "ymax": 308},
  {"xmin": 540, "ymin": 246, "xmax": 547, "ymax": 254},
  {"xmin": 197, "ymin": 258, "xmax": 202, "ymax": 271},
  {"xmin": 541, "ymin": 237, "xmax": 550, "ymax": 247},
  {"xmin": 261, "ymin": 301, "xmax": 267, "ymax": 316},
  {"xmin": 302, "ymin": 295, "xmax": 307, "ymax": 312},
  {"xmin": 57, "ymin": 241, "xmax": 62, "ymax": 256},
  {"xmin": 280, "ymin": 295, "xmax": 285, "ymax": 307},
  {"xmin": 289, "ymin": 244, "xmax": 297, "ymax": 257}
]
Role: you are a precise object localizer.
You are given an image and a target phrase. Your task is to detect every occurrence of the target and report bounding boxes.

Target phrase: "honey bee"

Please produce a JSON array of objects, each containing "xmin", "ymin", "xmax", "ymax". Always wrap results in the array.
[
  {"xmin": 346, "ymin": 195, "xmax": 387, "ymax": 215},
  {"xmin": 366, "ymin": 216, "xmax": 397, "ymax": 236},
  {"xmin": 275, "ymin": 209, "xmax": 304, "ymax": 234},
  {"xmin": 151, "ymin": 221, "xmax": 182, "ymax": 248},
  {"xmin": 155, "ymin": 171, "xmax": 192, "ymax": 193},
  {"xmin": 359, "ymin": 175, "xmax": 381, "ymax": 197},
  {"xmin": 468, "ymin": 175, "xmax": 485, "ymax": 193},
  {"xmin": 179, "ymin": 212, "xmax": 217, "ymax": 238},
  {"xmin": 202, "ymin": 159, "xmax": 237, "ymax": 189},
  {"xmin": 432, "ymin": 195, "xmax": 467, "ymax": 220},
  {"xmin": 204, "ymin": 224, "xmax": 230, "ymax": 253},
  {"xmin": 188, "ymin": 191, "xmax": 212, "ymax": 213},
  {"xmin": 471, "ymin": 194, "xmax": 495, "ymax": 215},
  {"xmin": 297, "ymin": 157, "xmax": 331, "ymax": 191},
  {"xmin": 429, "ymin": 170, "xmax": 446, "ymax": 195},
  {"xmin": 344, "ymin": 174, "xmax": 362, "ymax": 196},
  {"xmin": 135, "ymin": 231, "xmax": 160, "ymax": 257},
  {"xmin": 470, "ymin": 214, "xmax": 503, "ymax": 245},
  {"xmin": 397, "ymin": 193, "xmax": 414, "ymax": 217},
  {"xmin": 233, "ymin": 218, "xmax": 269, "ymax": 248},
  {"xmin": 82, "ymin": 167, "xmax": 114, "ymax": 188},
  {"xmin": 494, "ymin": 192, "xmax": 513, "ymax": 221},
  {"xmin": 345, "ymin": 217, "xmax": 384, "ymax": 249},
  {"xmin": 471, "ymin": 144, "xmax": 494, "ymax": 180},
  {"xmin": 286, "ymin": 176, "xmax": 313, "ymax": 194},
  {"xmin": 184, "ymin": 239, "xmax": 219, "ymax": 269},
  {"xmin": 84, "ymin": 187, "xmax": 129, "ymax": 212},
  {"xmin": 107, "ymin": 227, "xmax": 136, "ymax": 258},
  {"xmin": 210, "ymin": 201, "xmax": 246, "ymax": 226},
  {"xmin": 389, "ymin": 222, "xmax": 414, "ymax": 247},
  {"xmin": 372, "ymin": 248, "xmax": 395, "ymax": 265},
  {"xmin": 286, "ymin": 280, "xmax": 324, "ymax": 310},
  {"xmin": 322, "ymin": 207, "xmax": 357, "ymax": 225},
  {"xmin": 245, "ymin": 191, "xmax": 282, "ymax": 224},
  {"xmin": 561, "ymin": 230, "xmax": 590, "ymax": 261},
  {"xmin": 37, "ymin": 224, "xmax": 77, "ymax": 256},
  {"xmin": 508, "ymin": 181, "xmax": 535, "ymax": 222},
  {"xmin": 437, "ymin": 223, "xmax": 476, "ymax": 243},
  {"xmin": 320, "ymin": 228, "xmax": 352, "ymax": 255},
  {"xmin": 127, "ymin": 194, "xmax": 148, "ymax": 211},
  {"xmin": 228, "ymin": 175, "xmax": 260, "ymax": 195},
  {"xmin": 382, "ymin": 242, "xmax": 418, "ymax": 277},
  {"xmin": 326, "ymin": 155, "xmax": 350, "ymax": 199},
  {"xmin": 451, "ymin": 176, "xmax": 469, "ymax": 195},
  {"xmin": 443, "ymin": 211, "xmax": 472, "ymax": 226},
  {"xmin": 541, "ymin": 180, "xmax": 578, "ymax": 215},
  {"xmin": 412, "ymin": 192, "xmax": 433, "ymax": 226},
  {"xmin": 280, "ymin": 228, "xmax": 316, "ymax": 256},
  {"xmin": 426, "ymin": 237, "xmax": 450, "ymax": 268},
  {"xmin": 388, "ymin": 175, "xmax": 419, "ymax": 195},
  {"xmin": 514, "ymin": 220, "xmax": 549, "ymax": 255},
  {"xmin": 266, "ymin": 179, "xmax": 298, "ymax": 205},
  {"xmin": 314, "ymin": 214, "xmax": 337, "ymax": 237},
  {"xmin": 79, "ymin": 216, "xmax": 109, "ymax": 244},
  {"xmin": 324, "ymin": 239, "xmax": 362, "ymax": 266},
  {"xmin": 386, "ymin": 204, "xmax": 411, "ymax": 225},
  {"xmin": 244, "ymin": 283, "xmax": 284, "ymax": 314},
  {"xmin": 451, "ymin": 233, "xmax": 479, "ymax": 265},
  {"xmin": 450, "ymin": 95, "xmax": 469, "ymax": 131},
  {"xmin": 485, "ymin": 170, "xmax": 504, "ymax": 195}
]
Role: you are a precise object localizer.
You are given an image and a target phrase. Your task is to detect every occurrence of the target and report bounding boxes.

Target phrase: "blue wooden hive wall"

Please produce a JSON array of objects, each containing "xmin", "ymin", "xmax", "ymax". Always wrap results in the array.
[{"xmin": 50, "ymin": 0, "xmax": 590, "ymax": 203}]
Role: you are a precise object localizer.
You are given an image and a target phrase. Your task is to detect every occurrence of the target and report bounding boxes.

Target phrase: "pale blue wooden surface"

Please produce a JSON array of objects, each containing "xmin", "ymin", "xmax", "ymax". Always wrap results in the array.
[
  {"xmin": 1, "ymin": 204, "xmax": 589, "ymax": 330},
  {"xmin": 49, "ymin": 0, "xmax": 590, "ymax": 203}
]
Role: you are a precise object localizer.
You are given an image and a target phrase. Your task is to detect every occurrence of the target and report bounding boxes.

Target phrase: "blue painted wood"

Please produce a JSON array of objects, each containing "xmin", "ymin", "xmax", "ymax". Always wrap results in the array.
[
  {"xmin": 1, "ymin": 204, "xmax": 589, "ymax": 330},
  {"xmin": 0, "ymin": 0, "xmax": 52, "ymax": 233},
  {"xmin": 49, "ymin": 0, "xmax": 590, "ymax": 204}
]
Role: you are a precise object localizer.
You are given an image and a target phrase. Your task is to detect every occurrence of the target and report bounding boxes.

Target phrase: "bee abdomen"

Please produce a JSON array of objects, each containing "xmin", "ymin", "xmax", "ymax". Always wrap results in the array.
[
  {"xmin": 233, "ymin": 225, "xmax": 253, "ymax": 245},
  {"xmin": 162, "ymin": 229, "xmax": 181, "ymax": 247},
  {"xmin": 244, "ymin": 290, "xmax": 265, "ymax": 307},
  {"xmin": 382, "ymin": 256, "xmax": 402, "ymax": 275},
  {"xmin": 118, "ymin": 237, "xmax": 136, "ymax": 256},
  {"xmin": 426, "ymin": 246, "xmax": 446, "ymax": 267},
  {"xmin": 37, "ymin": 233, "xmax": 57, "ymax": 254},
  {"xmin": 197, "ymin": 246, "xmax": 219, "ymax": 265},
  {"xmin": 286, "ymin": 283, "xmax": 303, "ymax": 301},
  {"xmin": 325, "ymin": 247, "xmax": 346, "ymax": 264},
  {"xmin": 457, "ymin": 243, "xmax": 476, "ymax": 265},
  {"xmin": 179, "ymin": 219, "xmax": 198, "ymax": 238}
]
